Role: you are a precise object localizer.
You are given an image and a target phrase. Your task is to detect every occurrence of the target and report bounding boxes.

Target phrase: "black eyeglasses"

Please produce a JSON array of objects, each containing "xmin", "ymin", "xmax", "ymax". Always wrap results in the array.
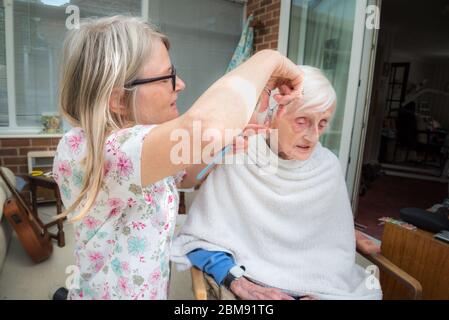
[{"xmin": 125, "ymin": 65, "xmax": 176, "ymax": 90}]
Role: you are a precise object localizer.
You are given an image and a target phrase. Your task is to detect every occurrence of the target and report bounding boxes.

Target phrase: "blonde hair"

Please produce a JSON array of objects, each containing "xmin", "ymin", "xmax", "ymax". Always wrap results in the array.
[{"xmin": 58, "ymin": 15, "xmax": 169, "ymax": 221}]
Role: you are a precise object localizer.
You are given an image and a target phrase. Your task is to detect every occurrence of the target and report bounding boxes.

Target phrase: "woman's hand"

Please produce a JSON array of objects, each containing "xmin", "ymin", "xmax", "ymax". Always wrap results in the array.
[
  {"xmin": 355, "ymin": 230, "xmax": 381, "ymax": 255},
  {"xmin": 229, "ymin": 277, "xmax": 295, "ymax": 300},
  {"xmin": 260, "ymin": 53, "xmax": 304, "ymax": 112},
  {"xmin": 231, "ymin": 123, "xmax": 269, "ymax": 154}
]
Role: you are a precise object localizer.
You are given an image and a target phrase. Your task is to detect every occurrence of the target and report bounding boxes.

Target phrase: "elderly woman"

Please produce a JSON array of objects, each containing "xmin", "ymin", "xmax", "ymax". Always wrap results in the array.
[{"xmin": 171, "ymin": 66, "xmax": 382, "ymax": 300}]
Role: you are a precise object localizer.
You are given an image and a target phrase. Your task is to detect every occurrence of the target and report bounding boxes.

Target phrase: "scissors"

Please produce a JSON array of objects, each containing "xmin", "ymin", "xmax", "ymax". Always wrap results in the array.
[{"xmin": 196, "ymin": 90, "xmax": 278, "ymax": 181}]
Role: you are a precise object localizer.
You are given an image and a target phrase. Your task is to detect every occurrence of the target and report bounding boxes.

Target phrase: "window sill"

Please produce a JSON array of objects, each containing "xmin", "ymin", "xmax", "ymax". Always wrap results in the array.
[{"xmin": 0, "ymin": 128, "xmax": 64, "ymax": 138}]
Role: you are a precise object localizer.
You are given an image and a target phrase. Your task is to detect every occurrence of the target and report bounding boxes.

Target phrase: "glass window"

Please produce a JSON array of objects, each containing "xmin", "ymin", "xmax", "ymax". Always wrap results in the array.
[
  {"xmin": 287, "ymin": 0, "xmax": 357, "ymax": 155},
  {"xmin": 13, "ymin": 0, "xmax": 142, "ymax": 127},
  {"xmin": 0, "ymin": 0, "xmax": 8, "ymax": 127},
  {"xmin": 3, "ymin": 0, "xmax": 243, "ymax": 128}
]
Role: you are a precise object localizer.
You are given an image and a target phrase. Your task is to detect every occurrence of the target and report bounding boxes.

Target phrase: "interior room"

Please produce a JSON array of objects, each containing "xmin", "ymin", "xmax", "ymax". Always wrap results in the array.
[{"xmin": 355, "ymin": 0, "xmax": 449, "ymax": 240}]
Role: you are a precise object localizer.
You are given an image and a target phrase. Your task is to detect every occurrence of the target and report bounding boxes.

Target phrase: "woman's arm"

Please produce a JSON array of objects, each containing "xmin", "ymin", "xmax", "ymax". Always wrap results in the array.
[
  {"xmin": 142, "ymin": 50, "xmax": 302, "ymax": 186},
  {"xmin": 178, "ymin": 123, "xmax": 268, "ymax": 189}
]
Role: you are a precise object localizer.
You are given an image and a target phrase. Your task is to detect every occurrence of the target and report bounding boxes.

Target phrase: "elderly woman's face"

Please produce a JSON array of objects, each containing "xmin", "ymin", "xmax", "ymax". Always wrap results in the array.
[{"xmin": 272, "ymin": 106, "xmax": 335, "ymax": 161}]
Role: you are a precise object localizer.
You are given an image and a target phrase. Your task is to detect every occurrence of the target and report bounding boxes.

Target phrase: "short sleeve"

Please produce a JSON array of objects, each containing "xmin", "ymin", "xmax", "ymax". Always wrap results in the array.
[{"xmin": 104, "ymin": 125, "xmax": 156, "ymax": 189}]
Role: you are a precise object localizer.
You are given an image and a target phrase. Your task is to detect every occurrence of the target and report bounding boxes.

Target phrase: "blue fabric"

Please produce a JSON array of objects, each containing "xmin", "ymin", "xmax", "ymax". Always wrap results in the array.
[
  {"xmin": 226, "ymin": 14, "xmax": 254, "ymax": 73},
  {"xmin": 187, "ymin": 249, "xmax": 236, "ymax": 285},
  {"xmin": 15, "ymin": 176, "xmax": 27, "ymax": 191}
]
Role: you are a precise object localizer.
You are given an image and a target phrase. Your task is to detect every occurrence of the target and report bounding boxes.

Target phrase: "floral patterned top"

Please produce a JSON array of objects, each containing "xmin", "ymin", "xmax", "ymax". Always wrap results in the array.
[{"xmin": 53, "ymin": 125, "xmax": 185, "ymax": 300}]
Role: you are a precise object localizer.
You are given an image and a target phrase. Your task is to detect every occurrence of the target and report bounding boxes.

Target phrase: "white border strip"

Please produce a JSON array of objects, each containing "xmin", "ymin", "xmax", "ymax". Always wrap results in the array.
[
  {"xmin": 4, "ymin": 0, "xmax": 16, "ymax": 128},
  {"xmin": 141, "ymin": 0, "xmax": 149, "ymax": 21},
  {"xmin": 277, "ymin": 0, "xmax": 291, "ymax": 55},
  {"xmin": 338, "ymin": 0, "xmax": 368, "ymax": 175}
]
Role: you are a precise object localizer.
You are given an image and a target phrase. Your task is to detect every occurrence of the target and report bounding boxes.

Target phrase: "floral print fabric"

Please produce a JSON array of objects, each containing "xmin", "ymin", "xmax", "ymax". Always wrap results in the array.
[{"xmin": 53, "ymin": 125, "xmax": 185, "ymax": 299}]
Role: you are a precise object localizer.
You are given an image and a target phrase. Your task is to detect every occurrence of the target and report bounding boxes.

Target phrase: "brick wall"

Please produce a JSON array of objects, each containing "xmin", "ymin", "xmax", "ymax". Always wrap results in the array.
[
  {"xmin": 0, "ymin": 137, "xmax": 61, "ymax": 175},
  {"xmin": 246, "ymin": 0, "xmax": 281, "ymax": 52}
]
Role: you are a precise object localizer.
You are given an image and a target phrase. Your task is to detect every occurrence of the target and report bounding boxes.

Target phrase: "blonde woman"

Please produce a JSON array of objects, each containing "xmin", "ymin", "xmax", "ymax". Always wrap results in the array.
[{"xmin": 52, "ymin": 16, "xmax": 303, "ymax": 300}]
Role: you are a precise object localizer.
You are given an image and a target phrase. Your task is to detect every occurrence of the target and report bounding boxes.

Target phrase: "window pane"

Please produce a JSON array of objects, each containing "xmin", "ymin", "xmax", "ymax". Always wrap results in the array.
[
  {"xmin": 12, "ymin": 0, "xmax": 242, "ymax": 127},
  {"xmin": 0, "ymin": 0, "xmax": 8, "ymax": 127},
  {"xmin": 13, "ymin": 0, "xmax": 141, "ymax": 127},
  {"xmin": 287, "ymin": 0, "xmax": 357, "ymax": 156},
  {"xmin": 148, "ymin": 0, "xmax": 243, "ymax": 114}
]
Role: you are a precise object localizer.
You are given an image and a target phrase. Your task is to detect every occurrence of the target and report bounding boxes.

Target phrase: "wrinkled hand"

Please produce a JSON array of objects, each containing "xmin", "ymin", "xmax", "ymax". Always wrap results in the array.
[
  {"xmin": 229, "ymin": 277, "xmax": 295, "ymax": 300},
  {"xmin": 355, "ymin": 230, "xmax": 381, "ymax": 255}
]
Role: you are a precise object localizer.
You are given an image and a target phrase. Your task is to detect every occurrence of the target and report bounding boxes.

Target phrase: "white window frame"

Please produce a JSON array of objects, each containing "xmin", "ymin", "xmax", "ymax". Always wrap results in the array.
[{"xmin": 0, "ymin": 0, "xmax": 149, "ymax": 136}]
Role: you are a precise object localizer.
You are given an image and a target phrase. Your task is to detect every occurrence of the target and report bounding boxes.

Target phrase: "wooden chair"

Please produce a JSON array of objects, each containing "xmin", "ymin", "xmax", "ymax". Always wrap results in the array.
[
  {"xmin": 190, "ymin": 225, "xmax": 424, "ymax": 300},
  {"xmin": 377, "ymin": 222, "xmax": 449, "ymax": 299}
]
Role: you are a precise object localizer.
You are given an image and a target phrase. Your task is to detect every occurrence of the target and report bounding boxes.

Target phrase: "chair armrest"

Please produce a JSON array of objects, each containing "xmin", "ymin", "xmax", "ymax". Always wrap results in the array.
[
  {"xmin": 190, "ymin": 267, "xmax": 208, "ymax": 300},
  {"xmin": 358, "ymin": 251, "xmax": 423, "ymax": 300}
]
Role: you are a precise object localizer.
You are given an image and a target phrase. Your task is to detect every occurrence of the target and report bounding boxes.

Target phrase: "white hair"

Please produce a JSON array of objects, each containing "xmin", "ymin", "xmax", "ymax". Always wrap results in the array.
[{"xmin": 296, "ymin": 65, "xmax": 337, "ymax": 113}]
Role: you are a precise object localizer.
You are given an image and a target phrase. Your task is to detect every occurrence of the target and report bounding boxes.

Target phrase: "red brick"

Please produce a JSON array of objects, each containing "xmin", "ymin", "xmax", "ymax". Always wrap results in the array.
[
  {"xmin": 4, "ymin": 165, "xmax": 19, "ymax": 175},
  {"xmin": 264, "ymin": 34, "xmax": 278, "ymax": 42},
  {"xmin": 266, "ymin": 3, "xmax": 280, "ymax": 13},
  {"xmin": 272, "ymin": 9, "xmax": 280, "ymax": 18},
  {"xmin": 254, "ymin": 7, "xmax": 266, "ymax": 16},
  {"xmin": 256, "ymin": 43, "xmax": 270, "ymax": 51},
  {"xmin": 3, "ymin": 157, "xmax": 28, "ymax": 165},
  {"xmin": 258, "ymin": 12, "xmax": 271, "ymax": 24},
  {"xmin": 19, "ymin": 147, "xmax": 48, "ymax": 156},
  {"xmin": 247, "ymin": 3, "xmax": 258, "ymax": 15},
  {"xmin": 257, "ymin": 27, "xmax": 269, "ymax": 36},
  {"xmin": 267, "ymin": 26, "xmax": 279, "ymax": 36},
  {"xmin": 1, "ymin": 139, "xmax": 30, "ymax": 147},
  {"xmin": 266, "ymin": 18, "xmax": 279, "ymax": 27},
  {"xmin": 269, "ymin": 41, "xmax": 278, "ymax": 49},
  {"xmin": 261, "ymin": 0, "xmax": 272, "ymax": 6},
  {"xmin": 18, "ymin": 165, "xmax": 29, "ymax": 174},
  {"xmin": 31, "ymin": 138, "xmax": 53, "ymax": 146},
  {"xmin": 0, "ymin": 148, "xmax": 17, "ymax": 156}
]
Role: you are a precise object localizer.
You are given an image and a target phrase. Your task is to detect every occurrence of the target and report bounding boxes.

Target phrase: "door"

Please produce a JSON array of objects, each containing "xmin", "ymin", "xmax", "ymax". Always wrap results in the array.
[{"xmin": 280, "ymin": 0, "xmax": 380, "ymax": 210}]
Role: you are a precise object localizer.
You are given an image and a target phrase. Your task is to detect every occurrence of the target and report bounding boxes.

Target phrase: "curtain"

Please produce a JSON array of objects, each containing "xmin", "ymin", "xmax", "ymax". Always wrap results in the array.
[
  {"xmin": 226, "ymin": 14, "xmax": 254, "ymax": 72},
  {"xmin": 288, "ymin": 0, "xmax": 357, "ymax": 155}
]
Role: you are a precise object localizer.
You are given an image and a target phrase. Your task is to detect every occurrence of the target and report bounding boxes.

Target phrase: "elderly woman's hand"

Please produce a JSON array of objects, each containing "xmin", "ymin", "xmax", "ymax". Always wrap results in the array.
[
  {"xmin": 355, "ymin": 230, "xmax": 381, "ymax": 255},
  {"xmin": 229, "ymin": 277, "xmax": 295, "ymax": 300}
]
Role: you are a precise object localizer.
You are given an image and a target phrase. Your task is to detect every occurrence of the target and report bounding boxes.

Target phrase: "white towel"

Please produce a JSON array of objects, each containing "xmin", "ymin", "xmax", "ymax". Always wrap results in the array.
[{"xmin": 171, "ymin": 134, "xmax": 381, "ymax": 300}]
